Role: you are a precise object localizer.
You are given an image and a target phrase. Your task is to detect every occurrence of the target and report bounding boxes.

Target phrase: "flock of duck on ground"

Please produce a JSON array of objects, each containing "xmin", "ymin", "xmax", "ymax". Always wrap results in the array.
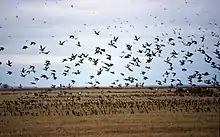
[{"xmin": 0, "ymin": 86, "xmax": 219, "ymax": 116}]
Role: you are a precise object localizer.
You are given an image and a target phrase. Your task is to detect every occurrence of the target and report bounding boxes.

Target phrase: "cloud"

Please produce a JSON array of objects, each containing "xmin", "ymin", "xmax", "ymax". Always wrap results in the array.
[
  {"xmin": 0, "ymin": 54, "xmax": 66, "ymax": 65},
  {"xmin": 0, "ymin": 53, "xmax": 122, "ymax": 65}
]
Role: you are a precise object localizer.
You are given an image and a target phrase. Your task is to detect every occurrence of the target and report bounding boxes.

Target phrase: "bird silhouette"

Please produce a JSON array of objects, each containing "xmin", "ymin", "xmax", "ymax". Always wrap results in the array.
[
  {"xmin": 94, "ymin": 30, "xmax": 100, "ymax": 35},
  {"xmin": 62, "ymin": 58, "xmax": 68, "ymax": 63},
  {"xmin": 30, "ymin": 82, "xmax": 36, "ymax": 85},
  {"xmin": 156, "ymin": 80, "xmax": 162, "ymax": 85},
  {"xmin": 187, "ymin": 60, "xmax": 193, "ymax": 64},
  {"xmin": 102, "ymin": 66, "xmax": 110, "ymax": 72},
  {"xmin": 90, "ymin": 75, "xmax": 94, "ymax": 79},
  {"xmin": 126, "ymin": 44, "xmax": 132, "ymax": 51},
  {"xmin": 113, "ymin": 36, "xmax": 119, "ymax": 42},
  {"xmin": 78, "ymin": 58, "xmax": 84, "ymax": 64},
  {"xmin": 20, "ymin": 73, "xmax": 26, "ymax": 78},
  {"xmin": 59, "ymin": 40, "xmax": 67, "ymax": 46},
  {"xmin": 22, "ymin": 46, "xmax": 28, "ymax": 49},
  {"xmin": 34, "ymin": 77, "xmax": 39, "ymax": 81},
  {"xmin": 96, "ymin": 68, "xmax": 103, "ymax": 76},
  {"xmin": 0, "ymin": 46, "xmax": 4, "ymax": 51},
  {"xmin": 75, "ymin": 63, "xmax": 80, "ymax": 66},
  {"xmin": 143, "ymin": 76, "xmax": 148, "ymax": 80},
  {"xmin": 71, "ymin": 80, "xmax": 76, "ymax": 84},
  {"xmin": 177, "ymin": 36, "xmax": 182, "ymax": 39},
  {"xmin": 21, "ymin": 68, "xmax": 26, "ymax": 73},
  {"xmin": 69, "ymin": 53, "xmax": 77, "ymax": 61},
  {"xmin": 40, "ymin": 74, "xmax": 49, "ymax": 80},
  {"xmin": 108, "ymin": 40, "xmax": 117, "ymax": 48},
  {"xmin": 110, "ymin": 71, "xmax": 115, "ymax": 74},
  {"xmin": 65, "ymin": 65, "xmax": 71, "ymax": 69},
  {"xmin": 214, "ymin": 41, "xmax": 220, "ymax": 47},
  {"xmin": 102, "ymin": 62, "xmax": 114, "ymax": 67},
  {"xmin": 93, "ymin": 58, "xmax": 99, "ymax": 65},
  {"xmin": 69, "ymin": 35, "xmax": 75, "ymax": 39},
  {"xmin": 155, "ymin": 37, "xmax": 159, "ymax": 42},
  {"xmin": 30, "ymin": 42, "xmax": 36, "ymax": 45},
  {"xmin": 182, "ymin": 68, "xmax": 187, "ymax": 71},
  {"xmin": 76, "ymin": 41, "xmax": 82, "ymax": 47},
  {"xmin": 200, "ymin": 35, "xmax": 205, "ymax": 42},
  {"xmin": 204, "ymin": 54, "xmax": 212, "ymax": 63},
  {"xmin": 6, "ymin": 71, "xmax": 12, "ymax": 75},
  {"xmin": 106, "ymin": 54, "xmax": 111, "ymax": 60},
  {"xmin": 42, "ymin": 51, "xmax": 50, "ymax": 54},
  {"xmin": 134, "ymin": 35, "xmax": 140, "ymax": 41},
  {"xmin": 168, "ymin": 37, "xmax": 174, "ymax": 42},
  {"xmin": 6, "ymin": 60, "xmax": 12, "ymax": 67},
  {"xmin": 39, "ymin": 45, "xmax": 46, "ymax": 52},
  {"xmin": 72, "ymin": 70, "xmax": 81, "ymax": 75}
]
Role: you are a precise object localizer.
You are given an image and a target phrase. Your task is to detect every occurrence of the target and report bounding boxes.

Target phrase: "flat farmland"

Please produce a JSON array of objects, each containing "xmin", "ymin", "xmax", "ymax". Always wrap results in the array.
[{"xmin": 0, "ymin": 87, "xmax": 219, "ymax": 137}]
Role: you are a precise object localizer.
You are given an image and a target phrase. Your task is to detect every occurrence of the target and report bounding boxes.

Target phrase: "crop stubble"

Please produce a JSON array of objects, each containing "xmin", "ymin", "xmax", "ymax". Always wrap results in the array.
[{"xmin": 0, "ymin": 87, "xmax": 219, "ymax": 137}]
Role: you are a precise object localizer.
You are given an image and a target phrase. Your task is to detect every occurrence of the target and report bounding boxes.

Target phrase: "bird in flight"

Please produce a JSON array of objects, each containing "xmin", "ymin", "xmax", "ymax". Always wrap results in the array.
[
  {"xmin": 69, "ymin": 35, "xmax": 75, "ymax": 39},
  {"xmin": 113, "ymin": 36, "xmax": 119, "ymax": 42},
  {"xmin": 108, "ymin": 40, "xmax": 117, "ymax": 48},
  {"xmin": 59, "ymin": 40, "xmax": 67, "ymax": 46},
  {"xmin": 204, "ymin": 54, "xmax": 212, "ymax": 63},
  {"xmin": 6, "ymin": 71, "xmax": 12, "ymax": 75},
  {"xmin": 22, "ymin": 46, "xmax": 28, "ymax": 50},
  {"xmin": 0, "ymin": 46, "xmax": 4, "ymax": 51},
  {"xmin": 30, "ymin": 41, "xmax": 36, "ymax": 45},
  {"xmin": 168, "ymin": 37, "xmax": 174, "ymax": 42},
  {"xmin": 126, "ymin": 44, "xmax": 132, "ymax": 51},
  {"xmin": 39, "ymin": 45, "xmax": 46, "ymax": 52},
  {"xmin": 6, "ymin": 60, "xmax": 12, "ymax": 67},
  {"xmin": 76, "ymin": 41, "xmax": 82, "ymax": 47},
  {"xmin": 94, "ymin": 30, "xmax": 100, "ymax": 35},
  {"xmin": 134, "ymin": 35, "xmax": 140, "ymax": 41},
  {"xmin": 200, "ymin": 35, "xmax": 205, "ymax": 42}
]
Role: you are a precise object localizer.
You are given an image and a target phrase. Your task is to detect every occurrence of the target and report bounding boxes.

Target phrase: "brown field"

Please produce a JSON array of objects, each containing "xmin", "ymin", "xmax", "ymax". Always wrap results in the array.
[{"xmin": 0, "ymin": 87, "xmax": 219, "ymax": 137}]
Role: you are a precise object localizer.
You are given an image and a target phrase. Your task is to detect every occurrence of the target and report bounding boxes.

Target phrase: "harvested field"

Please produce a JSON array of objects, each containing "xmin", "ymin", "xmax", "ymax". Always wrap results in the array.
[{"xmin": 0, "ymin": 87, "xmax": 219, "ymax": 137}]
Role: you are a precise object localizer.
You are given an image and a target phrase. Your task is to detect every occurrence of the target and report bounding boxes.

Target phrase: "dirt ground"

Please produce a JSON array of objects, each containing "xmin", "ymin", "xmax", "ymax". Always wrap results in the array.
[{"xmin": 0, "ymin": 87, "xmax": 219, "ymax": 137}]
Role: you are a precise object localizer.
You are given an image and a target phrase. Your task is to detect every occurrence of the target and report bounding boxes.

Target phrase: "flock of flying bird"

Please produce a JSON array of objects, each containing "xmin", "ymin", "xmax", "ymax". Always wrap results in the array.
[{"xmin": 0, "ymin": 1, "xmax": 220, "ymax": 88}]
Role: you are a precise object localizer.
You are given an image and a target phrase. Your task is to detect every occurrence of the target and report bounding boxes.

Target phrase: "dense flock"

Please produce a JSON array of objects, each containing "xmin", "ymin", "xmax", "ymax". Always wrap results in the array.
[
  {"xmin": 0, "ymin": 87, "xmax": 219, "ymax": 117},
  {"xmin": 0, "ymin": 1, "xmax": 220, "ymax": 88}
]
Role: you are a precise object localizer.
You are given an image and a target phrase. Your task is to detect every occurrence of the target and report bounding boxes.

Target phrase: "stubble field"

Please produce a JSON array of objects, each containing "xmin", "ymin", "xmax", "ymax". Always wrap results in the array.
[{"xmin": 0, "ymin": 86, "xmax": 219, "ymax": 137}]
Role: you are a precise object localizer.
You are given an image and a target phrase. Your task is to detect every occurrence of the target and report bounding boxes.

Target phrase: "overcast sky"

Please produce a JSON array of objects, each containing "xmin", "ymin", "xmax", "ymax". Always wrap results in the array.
[{"xmin": 0, "ymin": 0, "xmax": 220, "ymax": 87}]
